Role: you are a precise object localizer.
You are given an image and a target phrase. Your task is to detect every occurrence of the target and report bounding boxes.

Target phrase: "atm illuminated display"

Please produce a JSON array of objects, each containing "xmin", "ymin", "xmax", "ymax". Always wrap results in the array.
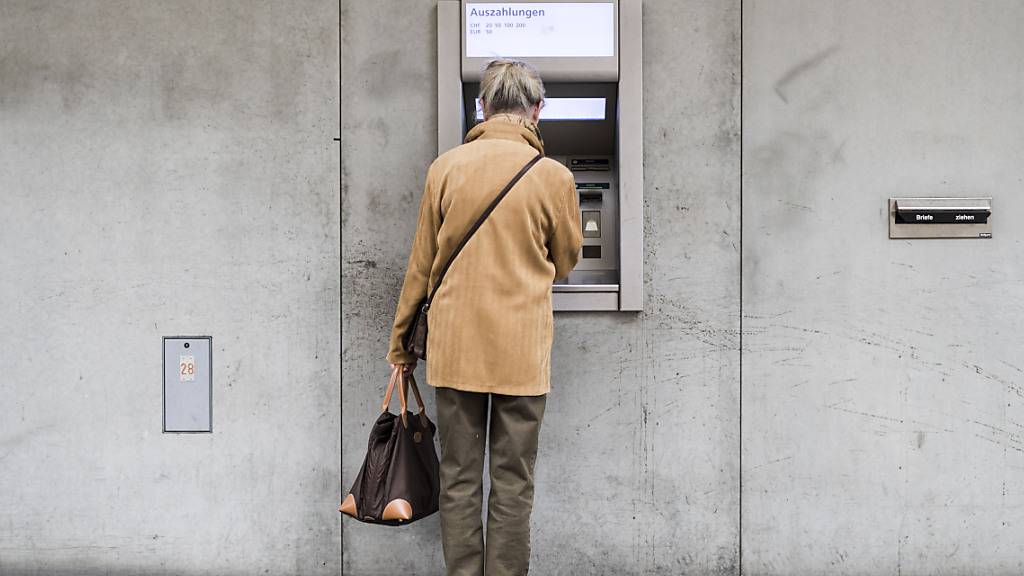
[
  {"xmin": 465, "ymin": 3, "xmax": 615, "ymax": 58},
  {"xmin": 475, "ymin": 97, "xmax": 606, "ymax": 121}
]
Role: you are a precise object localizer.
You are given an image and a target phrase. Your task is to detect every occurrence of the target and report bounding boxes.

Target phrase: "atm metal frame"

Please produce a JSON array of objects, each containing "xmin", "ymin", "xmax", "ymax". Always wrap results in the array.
[{"xmin": 437, "ymin": 0, "xmax": 644, "ymax": 312}]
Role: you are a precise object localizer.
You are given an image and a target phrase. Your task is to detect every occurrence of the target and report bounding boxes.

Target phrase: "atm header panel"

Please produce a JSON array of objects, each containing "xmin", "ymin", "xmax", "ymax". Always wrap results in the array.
[{"xmin": 461, "ymin": 1, "xmax": 619, "ymax": 82}]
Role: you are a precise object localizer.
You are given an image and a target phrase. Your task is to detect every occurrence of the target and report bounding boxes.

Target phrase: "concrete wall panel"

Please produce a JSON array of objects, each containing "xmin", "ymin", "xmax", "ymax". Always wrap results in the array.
[
  {"xmin": 0, "ymin": 1, "xmax": 340, "ymax": 574},
  {"xmin": 742, "ymin": 1, "xmax": 1024, "ymax": 574},
  {"xmin": 342, "ymin": 1, "xmax": 741, "ymax": 574}
]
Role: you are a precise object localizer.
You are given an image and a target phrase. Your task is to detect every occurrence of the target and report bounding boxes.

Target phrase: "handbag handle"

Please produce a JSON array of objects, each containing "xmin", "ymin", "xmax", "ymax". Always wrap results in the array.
[
  {"xmin": 381, "ymin": 366, "xmax": 428, "ymax": 429},
  {"xmin": 403, "ymin": 372, "xmax": 427, "ymax": 415},
  {"xmin": 381, "ymin": 367, "xmax": 401, "ymax": 412}
]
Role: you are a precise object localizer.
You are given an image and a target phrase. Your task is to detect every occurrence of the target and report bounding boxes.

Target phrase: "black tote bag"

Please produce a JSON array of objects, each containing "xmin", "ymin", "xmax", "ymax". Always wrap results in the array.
[{"xmin": 339, "ymin": 367, "xmax": 440, "ymax": 525}]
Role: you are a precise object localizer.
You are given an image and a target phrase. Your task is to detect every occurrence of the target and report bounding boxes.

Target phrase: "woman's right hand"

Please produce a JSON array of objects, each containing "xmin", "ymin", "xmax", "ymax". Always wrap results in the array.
[{"xmin": 390, "ymin": 361, "xmax": 417, "ymax": 375}]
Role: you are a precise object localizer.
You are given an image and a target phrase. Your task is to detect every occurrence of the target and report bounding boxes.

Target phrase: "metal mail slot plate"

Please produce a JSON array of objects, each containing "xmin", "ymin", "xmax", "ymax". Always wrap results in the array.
[
  {"xmin": 889, "ymin": 197, "xmax": 992, "ymax": 239},
  {"xmin": 163, "ymin": 336, "xmax": 212, "ymax": 433}
]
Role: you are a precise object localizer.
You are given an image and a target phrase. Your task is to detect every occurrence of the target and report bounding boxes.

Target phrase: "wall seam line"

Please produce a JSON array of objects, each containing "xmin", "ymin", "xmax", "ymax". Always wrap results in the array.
[
  {"xmin": 738, "ymin": 0, "xmax": 744, "ymax": 573},
  {"xmin": 339, "ymin": 0, "xmax": 345, "ymax": 573}
]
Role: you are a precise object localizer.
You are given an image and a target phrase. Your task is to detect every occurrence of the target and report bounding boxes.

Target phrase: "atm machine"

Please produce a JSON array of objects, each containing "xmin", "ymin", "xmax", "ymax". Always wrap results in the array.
[{"xmin": 437, "ymin": 0, "xmax": 643, "ymax": 311}]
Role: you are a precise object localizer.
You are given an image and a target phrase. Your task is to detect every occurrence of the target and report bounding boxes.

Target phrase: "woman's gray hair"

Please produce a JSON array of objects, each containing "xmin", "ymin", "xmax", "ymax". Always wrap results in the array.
[{"xmin": 478, "ymin": 59, "xmax": 545, "ymax": 118}]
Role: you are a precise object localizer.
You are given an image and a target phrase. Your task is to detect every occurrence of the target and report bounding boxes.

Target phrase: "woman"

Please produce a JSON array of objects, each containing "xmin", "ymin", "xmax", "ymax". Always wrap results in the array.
[{"xmin": 386, "ymin": 59, "xmax": 582, "ymax": 576}]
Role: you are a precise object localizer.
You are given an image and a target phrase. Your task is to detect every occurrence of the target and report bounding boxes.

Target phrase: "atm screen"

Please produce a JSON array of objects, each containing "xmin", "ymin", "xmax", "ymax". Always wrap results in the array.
[
  {"xmin": 474, "ymin": 97, "xmax": 606, "ymax": 121},
  {"xmin": 465, "ymin": 3, "xmax": 615, "ymax": 58}
]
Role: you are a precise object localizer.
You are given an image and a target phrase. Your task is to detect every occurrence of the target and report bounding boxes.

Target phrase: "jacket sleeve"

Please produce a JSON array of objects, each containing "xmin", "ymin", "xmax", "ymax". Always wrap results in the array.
[
  {"xmin": 549, "ymin": 174, "xmax": 583, "ymax": 281},
  {"xmin": 386, "ymin": 171, "xmax": 440, "ymax": 364}
]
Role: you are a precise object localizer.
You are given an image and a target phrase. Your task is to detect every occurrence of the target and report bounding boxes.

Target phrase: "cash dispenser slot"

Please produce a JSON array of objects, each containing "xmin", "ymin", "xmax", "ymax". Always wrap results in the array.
[
  {"xmin": 571, "ymin": 158, "xmax": 611, "ymax": 172},
  {"xmin": 889, "ymin": 197, "xmax": 993, "ymax": 239}
]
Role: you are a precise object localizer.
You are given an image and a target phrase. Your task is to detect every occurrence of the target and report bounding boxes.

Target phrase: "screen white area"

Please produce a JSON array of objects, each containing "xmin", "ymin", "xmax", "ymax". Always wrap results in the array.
[
  {"xmin": 475, "ymin": 98, "xmax": 606, "ymax": 121},
  {"xmin": 465, "ymin": 3, "xmax": 614, "ymax": 58}
]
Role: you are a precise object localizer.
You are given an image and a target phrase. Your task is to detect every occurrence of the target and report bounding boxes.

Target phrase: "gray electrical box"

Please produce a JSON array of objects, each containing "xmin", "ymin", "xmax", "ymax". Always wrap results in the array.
[
  {"xmin": 163, "ymin": 336, "xmax": 212, "ymax": 433},
  {"xmin": 438, "ymin": 0, "xmax": 644, "ymax": 311}
]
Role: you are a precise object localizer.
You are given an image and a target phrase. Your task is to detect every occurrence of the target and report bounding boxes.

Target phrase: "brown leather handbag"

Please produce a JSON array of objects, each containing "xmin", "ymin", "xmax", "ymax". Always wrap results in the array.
[
  {"xmin": 403, "ymin": 153, "xmax": 544, "ymax": 359},
  {"xmin": 339, "ymin": 367, "xmax": 439, "ymax": 525}
]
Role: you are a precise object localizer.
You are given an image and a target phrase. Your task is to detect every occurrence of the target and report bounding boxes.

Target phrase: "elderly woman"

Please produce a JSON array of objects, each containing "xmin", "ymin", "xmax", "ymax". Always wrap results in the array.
[{"xmin": 386, "ymin": 59, "xmax": 582, "ymax": 575}]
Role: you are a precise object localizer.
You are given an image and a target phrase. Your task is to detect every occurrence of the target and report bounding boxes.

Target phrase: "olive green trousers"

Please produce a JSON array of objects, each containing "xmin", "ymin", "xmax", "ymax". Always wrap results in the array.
[{"xmin": 435, "ymin": 387, "xmax": 547, "ymax": 576}]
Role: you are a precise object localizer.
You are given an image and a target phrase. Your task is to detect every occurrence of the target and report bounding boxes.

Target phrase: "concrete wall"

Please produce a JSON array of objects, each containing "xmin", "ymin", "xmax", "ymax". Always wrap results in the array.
[
  {"xmin": 742, "ymin": 1, "xmax": 1024, "ymax": 574},
  {"xmin": 0, "ymin": 2, "xmax": 340, "ymax": 574},
  {"xmin": 341, "ymin": 1, "xmax": 740, "ymax": 574},
  {"xmin": 6, "ymin": 0, "xmax": 1019, "ymax": 574}
]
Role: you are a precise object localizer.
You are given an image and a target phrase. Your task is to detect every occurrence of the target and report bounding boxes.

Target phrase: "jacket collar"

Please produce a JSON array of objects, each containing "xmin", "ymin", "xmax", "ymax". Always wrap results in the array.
[{"xmin": 464, "ymin": 113, "xmax": 545, "ymax": 155}]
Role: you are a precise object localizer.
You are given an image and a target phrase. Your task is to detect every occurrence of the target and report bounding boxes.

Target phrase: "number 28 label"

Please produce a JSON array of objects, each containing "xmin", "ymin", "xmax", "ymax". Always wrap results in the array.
[{"xmin": 179, "ymin": 355, "xmax": 196, "ymax": 382}]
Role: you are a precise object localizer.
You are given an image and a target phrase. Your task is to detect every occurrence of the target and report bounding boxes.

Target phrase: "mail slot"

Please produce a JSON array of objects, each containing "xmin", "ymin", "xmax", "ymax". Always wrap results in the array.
[{"xmin": 889, "ymin": 197, "xmax": 992, "ymax": 239}]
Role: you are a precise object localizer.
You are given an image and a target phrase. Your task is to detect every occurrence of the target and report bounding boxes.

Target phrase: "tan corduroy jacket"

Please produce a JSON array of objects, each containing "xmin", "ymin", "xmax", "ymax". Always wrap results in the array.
[{"xmin": 386, "ymin": 114, "xmax": 582, "ymax": 396}]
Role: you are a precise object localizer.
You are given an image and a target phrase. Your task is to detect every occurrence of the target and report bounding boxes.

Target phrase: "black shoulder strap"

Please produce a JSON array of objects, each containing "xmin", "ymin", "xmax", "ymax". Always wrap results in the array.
[{"xmin": 425, "ymin": 153, "xmax": 543, "ymax": 306}]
